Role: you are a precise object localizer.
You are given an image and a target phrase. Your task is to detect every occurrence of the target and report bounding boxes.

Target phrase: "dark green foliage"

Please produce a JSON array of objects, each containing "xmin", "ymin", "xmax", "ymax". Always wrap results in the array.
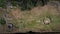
[
  {"xmin": 5, "ymin": 0, "xmax": 49, "ymax": 11},
  {"xmin": 0, "ymin": 0, "xmax": 6, "ymax": 8},
  {"xmin": 0, "ymin": 0, "xmax": 60, "ymax": 11},
  {"xmin": 0, "ymin": 18, "xmax": 6, "ymax": 25},
  {"xmin": 11, "ymin": 1, "xmax": 17, "ymax": 6},
  {"xmin": 16, "ymin": 0, "xmax": 34, "ymax": 11},
  {"xmin": 0, "ymin": 3, "xmax": 5, "ymax": 8},
  {"xmin": 15, "ymin": 0, "xmax": 49, "ymax": 11},
  {"xmin": 0, "ymin": 0, "xmax": 50, "ymax": 10}
]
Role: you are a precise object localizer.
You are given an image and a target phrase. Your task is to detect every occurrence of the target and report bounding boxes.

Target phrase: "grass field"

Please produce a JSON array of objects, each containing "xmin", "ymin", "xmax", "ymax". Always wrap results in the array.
[
  {"xmin": 9, "ymin": 5, "xmax": 60, "ymax": 32},
  {"xmin": 0, "ymin": 4, "xmax": 60, "ymax": 33}
]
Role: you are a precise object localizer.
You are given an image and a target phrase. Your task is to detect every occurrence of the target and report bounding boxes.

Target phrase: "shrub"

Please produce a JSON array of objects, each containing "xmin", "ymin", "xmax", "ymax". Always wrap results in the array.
[
  {"xmin": 0, "ymin": 0, "xmax": 59, "ymax": 11},
  {"xmin": 0, "ymin": 0, "xmax": 5, "ymax": 8},
  {"xmin": 0, "ymin": 18, "xmax": 6, "ymax": 25},
  {"xmin": 11, "ymin": 1, "xmax": 17, "ymax": 6}
]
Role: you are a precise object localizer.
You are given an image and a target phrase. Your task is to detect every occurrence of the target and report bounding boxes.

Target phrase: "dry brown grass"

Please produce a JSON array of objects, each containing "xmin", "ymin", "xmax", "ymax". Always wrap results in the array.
[
  {"xmin": 8, "ymin": 5, "xmax": 60, "ymax": 32},
  {"xmin": 0, "ymin": 3, "xmax": 60, "ymax": 33}
]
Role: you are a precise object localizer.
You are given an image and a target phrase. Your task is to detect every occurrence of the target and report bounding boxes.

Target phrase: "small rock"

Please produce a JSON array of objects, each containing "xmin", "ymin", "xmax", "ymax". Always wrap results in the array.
[
  {"xmin": 43, "ymin": 18, "xmax": 51, "ymax": 25},
  {"xmin": 7, "ymin": 23, "xmax": 13, "ymax": 31}
]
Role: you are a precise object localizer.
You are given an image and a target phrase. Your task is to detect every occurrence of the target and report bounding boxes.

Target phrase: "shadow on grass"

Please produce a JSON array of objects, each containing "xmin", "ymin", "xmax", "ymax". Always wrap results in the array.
[{"xmin": 15, "ymin": 31, "xmax": 60, "ymax": 34}]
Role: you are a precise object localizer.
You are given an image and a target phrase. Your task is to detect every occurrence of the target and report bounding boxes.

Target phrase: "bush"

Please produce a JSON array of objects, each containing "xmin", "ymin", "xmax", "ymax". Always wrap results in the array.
[
  {"xmin": 0, "ymin": 0, "xmax": 50, "ymax": 10},
  {"xmin": 0, "ymin": 18, "xmax": 6, "ymax": 25},
  {"xmin": 17, "ymin": 0, "xmax": 41, "ymax": 11},
  {"xmin": 11, "ymin": 1, "xmax": 17, "ymax": 6},
  {"xmin": 0, "ymin": 0, "xmax": 6, "ymax": 8},
  {"xmin": 1, "ymin": 0, "xmax": 60, "ymax": 11},
  {"xmin": 14, "ymin": 0, "xmax": 50, "ymax": 11},
  {"xmin": 0, "ymin": 3, "xmax": 5, "ymax": 8}
]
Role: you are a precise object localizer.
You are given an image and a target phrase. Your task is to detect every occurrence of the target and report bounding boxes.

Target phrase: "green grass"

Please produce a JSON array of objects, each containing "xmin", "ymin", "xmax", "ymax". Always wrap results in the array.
[
  {"xmin": 26, "ymin": 20, "xmax": 37, "ymax": 28},
  {"xmin": 11, "ymin": 10, "xmax": 60, "ymax": 31},
  {"xmin": 40, "ymin": 11, "xmax": 60, "ymax": 31},
  {"xmin": 49, "ymin": 15, "xmax": 60, "ymax": 31}
]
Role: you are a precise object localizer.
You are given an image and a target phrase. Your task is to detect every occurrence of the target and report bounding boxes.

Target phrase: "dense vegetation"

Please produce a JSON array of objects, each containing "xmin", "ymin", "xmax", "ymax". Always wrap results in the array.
[
  {"xmin": 0, "ymin": 0, "xmax": 60, "ymax": 10},
  {"xmin": 5, "ymin": 0, "xmax": 49, "ymax": 10},
  {"xmin": 0, "ymin": 18, "xmax": 6, "ymax": 25}
]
